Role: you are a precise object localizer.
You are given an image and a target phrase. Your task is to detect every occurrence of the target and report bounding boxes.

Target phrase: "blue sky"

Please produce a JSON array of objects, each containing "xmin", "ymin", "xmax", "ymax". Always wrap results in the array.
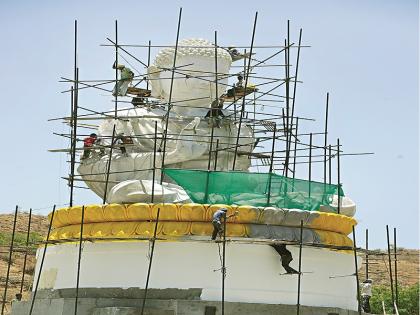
[{"xmin": 0, "ymin": 0, "xmax": 418, "ymax": 249}]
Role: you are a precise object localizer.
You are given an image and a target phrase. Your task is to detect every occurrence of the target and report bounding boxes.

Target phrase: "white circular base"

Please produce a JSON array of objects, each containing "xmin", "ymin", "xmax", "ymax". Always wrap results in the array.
[{"xmin": 34, "ymin": 241, "xmax": 359, "ymax": 311}]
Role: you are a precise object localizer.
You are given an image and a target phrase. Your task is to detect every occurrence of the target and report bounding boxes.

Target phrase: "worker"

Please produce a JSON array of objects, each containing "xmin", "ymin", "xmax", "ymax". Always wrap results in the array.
[
  {"xmin": 205, "ymin": 96, "xmax": 225, "ymax": 119},
  {"xmin": 211, "ymin": 208, "xmax": 227, "ymax": 240},
  {"xmin": 236, "ymin": 74, "xmax": 244, "ymax": 88},
  {"xmin": 114, "ymin": 133, "xmax": 133, "ymax": 156},
  {"xmin": 112, "ymin": 62, "xmax": 135, "ymax": 96},
  {"xmin": 227, "ymin": 47, "xmax": 241, "ymax": 61},
  {"xmin": 271, "ymin": 244, "xmax": 299, "ymax": 274},
  {"xmin": 211, "ymin": 208, "xmax": 238, "ymax": 240},
  {"xmin": 361, "ymin": 279, "xmax": 372, "ymax": 313},
  {"xmin": 82, "ymin": 133, "xmax": 98, "ymax": 159}
]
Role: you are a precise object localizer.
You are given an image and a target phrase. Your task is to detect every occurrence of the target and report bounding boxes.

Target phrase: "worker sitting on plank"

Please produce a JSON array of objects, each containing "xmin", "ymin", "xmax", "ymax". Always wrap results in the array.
[{"xmin": 81, "ymin": 133, "xmax": 98, "ymax": 160}]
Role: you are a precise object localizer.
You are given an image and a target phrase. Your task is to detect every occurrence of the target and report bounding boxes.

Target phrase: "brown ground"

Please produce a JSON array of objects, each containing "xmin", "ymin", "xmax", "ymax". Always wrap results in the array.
[{"xmin": 0, "ymin": 213, "xmax": 418, "ymax": 314}]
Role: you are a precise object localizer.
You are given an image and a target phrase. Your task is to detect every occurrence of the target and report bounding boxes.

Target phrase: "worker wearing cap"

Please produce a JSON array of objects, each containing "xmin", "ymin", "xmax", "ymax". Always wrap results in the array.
[
  {"xmin": 361, "ymin": 279, "xmax": 372, "ymax": 313},
  {"xmin": 211, "ymin": 208, "xmax": 228, "ymax": 240},
  {"xmin": 211, "ymin": 208, "xmax": 239, "ymax": 240}
]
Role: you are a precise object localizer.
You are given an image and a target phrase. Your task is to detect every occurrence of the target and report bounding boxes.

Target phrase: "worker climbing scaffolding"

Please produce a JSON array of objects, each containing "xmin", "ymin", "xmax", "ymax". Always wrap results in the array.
[
  {"xmin": 271, "ymin": 244, "xmax": 299, "ymax": 274},
  {"xmin": 112, "ymin": 62, "xmax": 135, "ymax": 96}
]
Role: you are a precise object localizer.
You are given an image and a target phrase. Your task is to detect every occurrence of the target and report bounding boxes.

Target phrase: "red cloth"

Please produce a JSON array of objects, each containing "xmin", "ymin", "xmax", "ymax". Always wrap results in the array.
[{"xmin": 84, "ymin": 137, "xmax": 96, "ymax": 147}]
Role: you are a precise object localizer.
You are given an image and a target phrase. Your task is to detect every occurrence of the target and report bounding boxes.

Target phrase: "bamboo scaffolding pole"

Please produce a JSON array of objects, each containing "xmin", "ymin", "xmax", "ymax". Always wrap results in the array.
[
  {"xmin": 69, "ymin": 21, "xmax": 79, "ymax": 207},
  {"xmin": 221, "ymin": 209, "xmax": 227, "ymax": 315},
  {"xmin": 102, "ymin": 125, "xmax": 116, "ymax": 203},
  {"xmin": 352, "ymin": 226, "xmax": 362, "ymax": 315},
  {"xmin": 140, "ymin": 208, "xmax": 161, "ymax": 315},
  {"xmin": 296, "ymin": 220, "xmax": 304, "ymax": 315},
  {"xmin": 386, "ymin": 225, "xmax": 396, "ymax": 313},
  {"xmin": 393, "ymin": 228, "xmax": 398, "ymax": 308},
  {"xmin": 323, "ymin": 93, "xmax": 329, "ymax": 185},
  {"xmin": 29, "ymin": 206, "xmax": 56, "ymax": 315},
  {"xmin": 74, "ymin": 205, "xmax": 85, "ymax": 315},
  {"xmin": 233, "ymin": 12, "xmax": 258, "ymax": 170},
  {"xmin": 160, "ymin": 8, "xmax": 182, "ymax": 184},
  {"xmin": 1, "ymin": 206, "xmax": 18, "ymax": 315},
  {"xmin": 19, "ymin": 208, "xmax": 32, "ymax": 295},
  {"xmin": 365, "ymin": 229, "xmax": 369, "ymax": 280}
]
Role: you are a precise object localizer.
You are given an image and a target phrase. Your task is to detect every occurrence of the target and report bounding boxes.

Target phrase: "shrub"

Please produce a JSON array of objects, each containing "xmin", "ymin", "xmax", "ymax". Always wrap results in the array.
[{"xmin": 370, "ymin": 283, "xmax": 419, "ymax": 315}]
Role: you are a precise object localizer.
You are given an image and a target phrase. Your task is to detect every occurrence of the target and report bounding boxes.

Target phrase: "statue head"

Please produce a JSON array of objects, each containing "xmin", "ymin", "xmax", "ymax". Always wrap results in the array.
[{"xmin": 148, "ymin": 38, "xmax": 232, "ymax": 116}]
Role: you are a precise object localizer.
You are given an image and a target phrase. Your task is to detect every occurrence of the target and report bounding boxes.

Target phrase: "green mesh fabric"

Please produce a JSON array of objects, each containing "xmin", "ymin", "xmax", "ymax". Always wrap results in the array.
[{"xmin": 163, "ymin": 169, "xmax": 344, "ymax": 212}]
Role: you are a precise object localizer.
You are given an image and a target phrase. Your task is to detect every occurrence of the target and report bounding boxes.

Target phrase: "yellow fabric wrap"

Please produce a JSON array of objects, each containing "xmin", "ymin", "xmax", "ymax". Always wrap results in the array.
[
  {"xmin": 103, "ymin": 204, "xmax": 127, "ymax": 221},
  {"xmin": 126, "ymin": 203, "xmax": 151, "ymax": 221},
  {"xmin": 310, "ymin": 212, "xmax": 356, "ymax": 235},
  {"xmin": 50, "ymin": 203, "xmax": 356, "ymax": 236},
  {"xmin": 316, "ymin": 229, "xmax": 353, "ymax": 248},
  {"xmin": 162, "ymin": 222, "xmax": 191, "ymax": 236},
  {"xmin": 151, "ymin": 203, "xmax": 178, "ymax": 221},
  {"xmin": 234, "ymin": 205, "xmax": 260, "ymax": 224},
  {"xmin": 48, "ymin": 221, "xmax": 353, "ymax": 247},
  {"xmin": 178, "ymin": 203, "xmax": 206, "ymax": 221}
]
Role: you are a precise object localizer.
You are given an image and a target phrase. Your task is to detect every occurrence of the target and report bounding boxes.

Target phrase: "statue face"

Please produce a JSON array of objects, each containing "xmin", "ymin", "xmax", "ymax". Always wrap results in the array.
[
  {"xmin": 148, "ymin": 39, "xmax": 232, "ymax": 115},
  {"xmin": 160, "ymin": 55, "xmax": 230, "ymax": 107}
]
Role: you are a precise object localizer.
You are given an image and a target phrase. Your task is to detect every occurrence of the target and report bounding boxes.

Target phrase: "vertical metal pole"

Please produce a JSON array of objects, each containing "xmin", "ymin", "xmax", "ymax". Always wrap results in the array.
[
  {"xmin": 328, "ymin": 145, "xmax": 332, "ymax": 185},
  {"xmin": 206, "ymin": 30, "xmax": 219, "ymax": 172},
  {"xmin": 365, "ymin": 229, "xmax": 369, "ymax": 280},
  {"xmin": 232, "ymin": 12, "xmax": 258, "ymax": 170},
  {"xmin": 386, "ymin": 225, "xmax": 395, "ymax": 313},
  {"xmin": 151, "ymin": 121, "xmax": 158, "ymax": 203},
  {"xmin": 1, "ymin": 206, "xmax": 18, "ymax": 315},
  {"xmin": 352, "ymin": 226, "xmax": 362, "ymax": 315},
  {"xmin": 213, "ymin": 139, "xmax": 219, "ymax": 171},
  {"xmin": 308, "ymin": 133, "xmax": 312, "ymax": 198},
  {"xmin": 290, "ymin": 28, "xmax": 303, "ymax": 132},
  {"xmin": 74, "ymin": 205, "xmax": 85, "ymax": 315},
  {"xmin": 19, "ymin": 208, "xmax": 32, "ymax": 294},
  {"xmin": 296, "ymin": 220, "xmax": 304, "ymax": 315},
  {"xmin": 292, "ymin": 118, "xmax": 299, "ymax": 181},
  {"xmin": 69, "ymin": 20, "xmax": 78, "ymax": 207},
  {"xmin": 114, "ymin": 20, "xmax": 118, "ymax": 118},
  {"xmin": 141, "ymin": 208, "xmax": 161, "ymax": 315},
  {"xmin": 103, "ymin": 124, "xmax": 116, "ymax": 204},
  {"xmin": 267, "ymin": 124, "xmax": 276, "ymax": 206},
  {"xmin": 160, "ymin": 8, "xmax": 182, "ymax": 183},
  {"xmin": 29, "ymin": 206, "xmax": 56, "ymax": 315},
  {"xmin": 69, "ymin": 21, "xmax": 79, "ymax": 208},
  {"xmin": 393, "ymin": 228, "xmax": 398, "ymax": 308},
  {"xmin": 337, "ymin": 139, "xmax": 341, "ymax": 214},
  {"xmin": 284, "ymin": 35, "xmax": 291, "ymax": 177},
  {"xmin": 323, "ymin": 93, "xmax": 329, "ymax": 185},
  {"xmin": 206, "ymin": 40, "xmax": 219, "ymax": 205},
  {"xmin": 221, "ymin": 211, "xmax": 227, "ymax": 315},
  {"xmin": 146, "ymin": 40, "xmax": 151, "ymax": 91}
]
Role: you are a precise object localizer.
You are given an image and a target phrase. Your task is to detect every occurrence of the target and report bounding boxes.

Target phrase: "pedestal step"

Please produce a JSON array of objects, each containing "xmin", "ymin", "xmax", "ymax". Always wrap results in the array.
[{"xmin": 92, "ymin": 307, "xmax": 174, "ymax": 315}]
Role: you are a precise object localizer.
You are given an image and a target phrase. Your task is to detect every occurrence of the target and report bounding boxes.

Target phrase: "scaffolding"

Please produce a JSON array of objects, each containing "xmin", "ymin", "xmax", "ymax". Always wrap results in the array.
[{"xmin": 1, "ymin": 8, "xmax": 399, "ymax": 315}]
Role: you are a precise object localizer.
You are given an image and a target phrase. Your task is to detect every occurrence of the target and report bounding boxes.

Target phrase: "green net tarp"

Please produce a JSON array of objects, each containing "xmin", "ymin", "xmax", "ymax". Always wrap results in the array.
[{"xmin": 163, "ymin": 169, "xmax": 344, "ymax": 212}]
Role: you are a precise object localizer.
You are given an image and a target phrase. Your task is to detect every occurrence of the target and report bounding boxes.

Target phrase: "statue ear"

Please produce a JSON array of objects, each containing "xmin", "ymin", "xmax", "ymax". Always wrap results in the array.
[{"xmin": 147, "ymin": 65, "xmax": 163, "ymax": 98}]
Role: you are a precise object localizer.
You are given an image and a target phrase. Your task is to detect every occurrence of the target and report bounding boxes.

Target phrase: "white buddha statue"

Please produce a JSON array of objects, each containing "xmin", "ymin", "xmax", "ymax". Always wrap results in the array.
[{"xmin": 77, "ymin": 38, "xmax": 255, "ymax": 203}]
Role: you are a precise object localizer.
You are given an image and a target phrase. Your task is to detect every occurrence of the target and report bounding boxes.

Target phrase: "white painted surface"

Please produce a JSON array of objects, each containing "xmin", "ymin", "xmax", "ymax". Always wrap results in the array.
[{"xmin": 34, "ymin": 241, "xmax": 359, "ymax": 311}]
